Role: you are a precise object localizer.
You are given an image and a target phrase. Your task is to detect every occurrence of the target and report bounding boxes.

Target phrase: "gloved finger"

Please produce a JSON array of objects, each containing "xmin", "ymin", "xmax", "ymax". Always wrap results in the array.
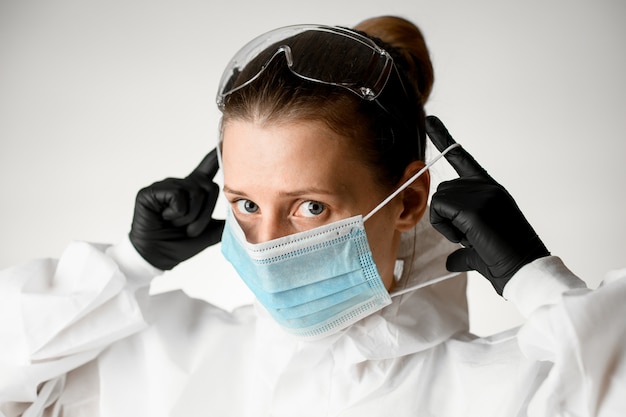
[
  {"xmin": 446, "ymin": 247, "xmax": 478, "ymax": 273},
  {"xmin": 148, "ymin": 186, "xmax": 189, "ymax": 220},
  {"xmin": 430, "ymin": 203, "xmax": 465, "ymax": 244},
  {"xmin": 186, "ymin": 182, "xmax": 221, "ymax": 237},
  {"xmin": 169, "ymin": 188, "xmax": 205, "ymax": 227},
  {"xmin": 425, "ymin": 115, "xmax": 489, "ymax": 179},
  {"xmin": 190, "ymin": 148, "xmax": 220, "ymax": 180},
  {"xmin": 205, "ymin": 218, "xmax": 226, "ymax": 243},
  {"xmin": 192, "ymin": 218, "xmax": 226, "ymax": 246}
]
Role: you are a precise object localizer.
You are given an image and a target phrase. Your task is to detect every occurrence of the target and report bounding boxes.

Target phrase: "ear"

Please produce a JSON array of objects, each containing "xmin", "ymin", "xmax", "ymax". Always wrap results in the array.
[{"xmin": 395, "ymin": 160, "xmax": 430, "ymax": 232}]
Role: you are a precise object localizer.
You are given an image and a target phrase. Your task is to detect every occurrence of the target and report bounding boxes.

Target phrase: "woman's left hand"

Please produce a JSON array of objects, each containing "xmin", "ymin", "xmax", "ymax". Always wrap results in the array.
[{"xmin": 425, "ymin": 115, "xmax": 550, "ymax": 295}]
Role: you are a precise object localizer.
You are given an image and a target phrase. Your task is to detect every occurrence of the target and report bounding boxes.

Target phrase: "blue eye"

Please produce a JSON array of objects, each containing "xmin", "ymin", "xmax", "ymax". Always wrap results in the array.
[
  {"xmin": 298, "ymin": 201, "xmax": 325, "ymax": 217},
  {"xmin": 236, "ymin": 199, "xmax": 259, "ymax": 214}
]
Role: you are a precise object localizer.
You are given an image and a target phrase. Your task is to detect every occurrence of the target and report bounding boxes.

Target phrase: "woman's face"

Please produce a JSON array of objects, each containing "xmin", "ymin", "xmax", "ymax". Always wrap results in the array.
[{"xmin": 221, "ymin": 119, "xmax": 417, "ymax": 290}]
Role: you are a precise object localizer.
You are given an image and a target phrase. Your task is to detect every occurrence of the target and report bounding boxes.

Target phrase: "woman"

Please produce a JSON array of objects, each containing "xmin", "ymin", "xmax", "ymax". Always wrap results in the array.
[{"xmin": 1, "ymin": 16, "xmax": 624, "ymax": 417}]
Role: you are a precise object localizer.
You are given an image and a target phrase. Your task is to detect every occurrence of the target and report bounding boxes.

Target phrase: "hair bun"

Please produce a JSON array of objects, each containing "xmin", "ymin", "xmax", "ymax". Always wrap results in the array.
[{"xmin": 354, "ymin": 16, "xmax": 434, "ymax": 104}]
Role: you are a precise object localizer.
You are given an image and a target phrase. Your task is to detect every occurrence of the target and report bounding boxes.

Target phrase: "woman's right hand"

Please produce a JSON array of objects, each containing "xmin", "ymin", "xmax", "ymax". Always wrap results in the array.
[{"xmin": 129, "ymin": 148, "xmax": 225, "ymax": 270}]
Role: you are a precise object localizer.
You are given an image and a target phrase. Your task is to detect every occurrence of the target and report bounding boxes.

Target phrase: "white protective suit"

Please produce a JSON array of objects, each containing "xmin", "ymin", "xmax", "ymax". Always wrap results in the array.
[{"xmin": 1, "ymin": 213, "xmax": 625, "ymax": 417}]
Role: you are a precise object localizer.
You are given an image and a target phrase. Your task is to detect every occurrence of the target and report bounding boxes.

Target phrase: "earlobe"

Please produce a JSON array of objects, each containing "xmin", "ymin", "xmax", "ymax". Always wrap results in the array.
[{"xmin": 396, "ymin": 160, "xmax": 430, "ymax": 232}]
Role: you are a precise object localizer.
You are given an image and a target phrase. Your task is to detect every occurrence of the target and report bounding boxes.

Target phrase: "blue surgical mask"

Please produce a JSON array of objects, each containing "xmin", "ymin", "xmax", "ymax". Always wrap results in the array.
[{"xmin": 220, "ymin": 143, "xmax": 460, "ymax": 339}]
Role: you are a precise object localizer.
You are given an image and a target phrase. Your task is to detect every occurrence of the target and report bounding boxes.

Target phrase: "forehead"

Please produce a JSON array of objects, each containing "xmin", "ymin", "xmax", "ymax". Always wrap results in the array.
[{"xmin": 220, "ymin": 119, "xmax": 379, "ymax": 195}]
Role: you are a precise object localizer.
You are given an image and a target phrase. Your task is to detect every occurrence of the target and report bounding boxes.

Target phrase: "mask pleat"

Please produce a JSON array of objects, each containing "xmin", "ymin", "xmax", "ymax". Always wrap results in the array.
[
  {"xmin": 273, "ymin": 281, "xmax": 379, "ymax": 320},
  {"xmin": 254, "ymin": 234, "xmax": 363, "ymax": 292},
  {"xmin": 262, "ymin": 272, "xmax": 378, "ymax": 309}
]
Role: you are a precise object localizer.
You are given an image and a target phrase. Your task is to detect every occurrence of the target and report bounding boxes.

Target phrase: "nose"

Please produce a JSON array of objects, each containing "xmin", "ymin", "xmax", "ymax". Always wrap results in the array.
[{"xmin": 246, "ymin": 214, "xmax": 293, "ymax": 244}]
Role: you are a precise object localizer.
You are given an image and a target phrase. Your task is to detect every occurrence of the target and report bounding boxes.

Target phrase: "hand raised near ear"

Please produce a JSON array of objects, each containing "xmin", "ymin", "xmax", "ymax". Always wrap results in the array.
[
  {"xmin": 129, "ymin": 148, "xmax": 225, "ymax": 270},
  {"xmin": 426, "ymin": 116, "xmax": 549, "ymax": 295}
]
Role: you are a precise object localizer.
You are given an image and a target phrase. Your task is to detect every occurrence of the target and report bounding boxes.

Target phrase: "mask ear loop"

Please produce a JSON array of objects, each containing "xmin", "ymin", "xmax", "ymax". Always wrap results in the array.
[
  {"xmin": 362, "ymin": 142, "xmax": 462, "ymax": 297},
  {"xmin": 363, "ymin": 142, "xmax": 461, "ymax": 222},
  {"xmin": 390, "ymin": 271, "xmax": 461, "ymax": 297}
]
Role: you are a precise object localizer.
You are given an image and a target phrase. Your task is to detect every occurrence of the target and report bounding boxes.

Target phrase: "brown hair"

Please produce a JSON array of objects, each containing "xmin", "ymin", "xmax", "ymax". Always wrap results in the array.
[
  {"xmin": 220, "ymin": 16, "xmax": 434, "ymax": 189},
  {"xmin": 354, "ymin": 16, "xmax": 433, "ymax": 105}
]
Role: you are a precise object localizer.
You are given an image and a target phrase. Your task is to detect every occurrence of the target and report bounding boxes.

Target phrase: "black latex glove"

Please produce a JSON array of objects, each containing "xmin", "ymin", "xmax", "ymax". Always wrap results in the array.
[
  {"xmin": 426, "ymin": 116, "xmax": 549, "ymax": 295},
  {"xmin": 129, "ymin": 148, "xmax": 225, "ymax": 270}
]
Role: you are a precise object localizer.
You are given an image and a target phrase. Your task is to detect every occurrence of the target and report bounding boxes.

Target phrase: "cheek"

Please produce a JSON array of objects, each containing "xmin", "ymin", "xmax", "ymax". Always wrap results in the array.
[
  {"xmin": 365, "ymin": 210, "xmax": 397, "ymax": 257},
  {"xmin": 363, "ymin": 202, "xmax": 403, "ymax": 286},
  {"xmin": 366, "ymin": 221, "xmax": 395, "ymax": 259}
]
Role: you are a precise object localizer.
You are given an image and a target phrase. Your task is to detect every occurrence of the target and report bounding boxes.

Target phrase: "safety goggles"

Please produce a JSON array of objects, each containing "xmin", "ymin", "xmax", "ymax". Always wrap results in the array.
[{"xmin": 216, "ymin": 24, "xmax": 398, "ymax": 110}]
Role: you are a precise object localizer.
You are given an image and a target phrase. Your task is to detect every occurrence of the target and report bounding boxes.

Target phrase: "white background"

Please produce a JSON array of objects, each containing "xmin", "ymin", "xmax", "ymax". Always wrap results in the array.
[{"xmin": 1, "ymin": 0, "xmax": 624, "ymax": 336}]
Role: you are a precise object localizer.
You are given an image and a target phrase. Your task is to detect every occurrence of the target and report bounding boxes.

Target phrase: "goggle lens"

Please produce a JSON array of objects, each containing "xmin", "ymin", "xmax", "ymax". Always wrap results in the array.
[{"xmin": 216, "ymin": 25, "xmax": 395, "ymax": 109}]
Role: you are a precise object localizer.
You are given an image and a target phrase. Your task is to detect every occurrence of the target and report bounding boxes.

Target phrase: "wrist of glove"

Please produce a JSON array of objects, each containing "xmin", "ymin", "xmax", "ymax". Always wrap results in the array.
[
  {"xmin": 426, "ymin": 116, "xmax": 550, "ymax": 295},
  {"xmin": 129, "ymin": 149, "xmax": 225, "ymax": 270}
]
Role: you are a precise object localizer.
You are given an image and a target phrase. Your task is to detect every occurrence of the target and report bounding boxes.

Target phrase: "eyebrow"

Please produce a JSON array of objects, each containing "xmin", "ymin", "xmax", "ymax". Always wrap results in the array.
[
  {"xmin": 223, "ymin": 185, "xmax": 337, "ymax": 197},
  {"xmin": 222, "ymin": 185, "xmax": 247, "ymax": 196}
]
